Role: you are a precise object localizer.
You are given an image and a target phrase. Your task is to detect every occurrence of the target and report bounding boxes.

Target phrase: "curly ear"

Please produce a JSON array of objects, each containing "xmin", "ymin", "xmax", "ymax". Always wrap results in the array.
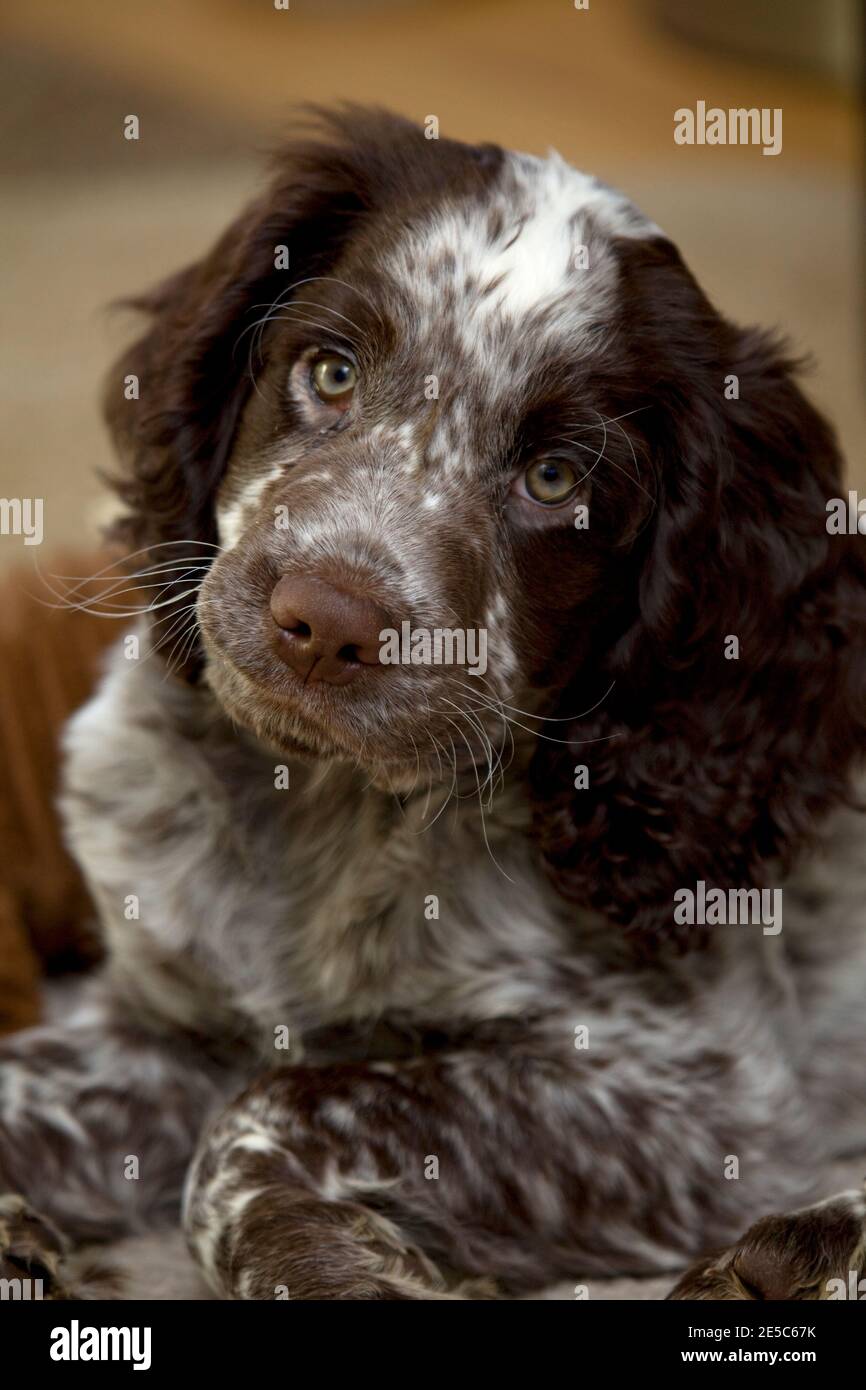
[
  {"xmin": 532, "ymin": 243, "xmax": 866, "ymax": 949},
  {"xmin": 102, "ymin": 105, "xmax": 503, "ymax": 671}
]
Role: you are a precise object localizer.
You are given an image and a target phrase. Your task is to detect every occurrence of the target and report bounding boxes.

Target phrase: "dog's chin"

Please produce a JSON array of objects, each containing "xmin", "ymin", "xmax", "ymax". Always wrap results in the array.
[
  {"xmin": 201, "ymin": 647, "xmax": 444, "ymax": 787},
  {"xmin": 203, "ymin": 651, "xmax": 358, "ymax": 760}
]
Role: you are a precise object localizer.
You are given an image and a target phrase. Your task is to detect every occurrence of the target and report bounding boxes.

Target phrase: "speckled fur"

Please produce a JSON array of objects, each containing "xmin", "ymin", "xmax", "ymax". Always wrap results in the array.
[{"xmin": 2, "ymin": 110, "xmax": 866, "ymax": 1300}]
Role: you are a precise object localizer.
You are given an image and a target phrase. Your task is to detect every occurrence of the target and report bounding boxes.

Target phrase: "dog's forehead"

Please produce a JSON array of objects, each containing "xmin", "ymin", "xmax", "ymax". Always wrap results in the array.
[
  {"xmin": 349, "ymin": 149, "xmax": 660, "ymax": 483},
  {"xmin": 379, "ymin": 148, "xmax": 659, "ymax": 358}
]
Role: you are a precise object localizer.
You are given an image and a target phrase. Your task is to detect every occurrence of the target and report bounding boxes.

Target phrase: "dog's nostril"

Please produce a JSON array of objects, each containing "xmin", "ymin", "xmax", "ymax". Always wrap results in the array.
[{"xmin": 269, "ymin": 574, "xmax": 392, "ymax": 685}]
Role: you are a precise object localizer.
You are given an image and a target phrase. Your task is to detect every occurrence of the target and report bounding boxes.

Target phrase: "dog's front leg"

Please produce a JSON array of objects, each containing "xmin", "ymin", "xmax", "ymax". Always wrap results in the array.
[
  {"xmin": 184, "ymin": 1047, "xmax": 804, "ymax": 1300},
  {"xmin": 0, "ymin": 985, "xmax": 234, "ymax": 1295},
  {"xmin": 184, "ymin": 1055, "xmax": 513, "ymax": 1300}
]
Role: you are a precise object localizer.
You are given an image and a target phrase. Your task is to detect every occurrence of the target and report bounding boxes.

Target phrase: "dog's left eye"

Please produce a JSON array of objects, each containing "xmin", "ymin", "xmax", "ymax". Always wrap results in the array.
[
  {"xmin": 522, "ymin": 458, "xmax": 578, "ymax": 504},
  {"xmin": 310, "ymin": 353, "xmax": 357, "ymax": 405}
]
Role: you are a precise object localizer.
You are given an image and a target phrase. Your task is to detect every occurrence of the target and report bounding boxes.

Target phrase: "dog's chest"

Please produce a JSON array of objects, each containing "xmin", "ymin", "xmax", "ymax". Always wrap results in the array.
[
  {"xmin": 189, "ymin": 777, "xmax": 560, "ymax": 1055},
  {"xmin": 61, "ymin": 654, "xmax": 565, "ymax": 1055}
]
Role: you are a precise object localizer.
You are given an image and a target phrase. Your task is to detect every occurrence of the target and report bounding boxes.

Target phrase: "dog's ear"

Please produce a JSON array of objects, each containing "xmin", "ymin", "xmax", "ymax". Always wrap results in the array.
[
  {"xmin": 103, "ymin": 108, "xmax": 404, "ymax": 557},
  {"xmin": 532, "ymin": 238, "xmax": 866, "ymax": 949},
  {"xmin": 102, "ymin": 105, "xmax": 502, "ymax": 671}
]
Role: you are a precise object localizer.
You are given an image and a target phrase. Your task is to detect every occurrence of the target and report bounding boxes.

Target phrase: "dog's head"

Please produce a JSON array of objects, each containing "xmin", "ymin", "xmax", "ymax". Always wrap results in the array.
[{"xmin": 106, "ymin": 107, "xmax": 866, "ymax": 945}]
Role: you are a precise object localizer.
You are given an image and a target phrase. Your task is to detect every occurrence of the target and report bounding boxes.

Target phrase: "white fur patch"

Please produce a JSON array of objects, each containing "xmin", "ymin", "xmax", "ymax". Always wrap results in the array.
[
  {"xmin": 383, "ymin": 149, "xmax": 660, "ymax": 369},
  {"xmin": 218, "ymin": 461, "xmax": 285, "ymax": 551}
]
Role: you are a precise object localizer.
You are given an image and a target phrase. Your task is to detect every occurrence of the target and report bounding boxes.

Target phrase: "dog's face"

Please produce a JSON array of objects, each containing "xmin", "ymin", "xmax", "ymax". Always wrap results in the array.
[
  {"xmin": 107, "ymin": 108, "xmax": 862, "ymax": 942},
  {"xmin": 195, "ymin": 143, "xmax": 666, "ymax": 781}
]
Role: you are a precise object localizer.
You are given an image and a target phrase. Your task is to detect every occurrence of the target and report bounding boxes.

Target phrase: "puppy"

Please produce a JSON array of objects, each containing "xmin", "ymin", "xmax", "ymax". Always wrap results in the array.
[{"xmin": 2, "ymin": 108, "xmax": 865, "ymax": 1300}]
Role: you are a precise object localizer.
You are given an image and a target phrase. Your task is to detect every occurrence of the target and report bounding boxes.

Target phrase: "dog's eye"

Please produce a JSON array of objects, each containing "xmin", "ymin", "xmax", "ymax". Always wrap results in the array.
[
  {"xmin": 522, "ymin": 458, "xmax": 578, "ymax": 504},
  {"xmin": 310, "ymin": 354, "xmax": 357, "ymax": 404}
]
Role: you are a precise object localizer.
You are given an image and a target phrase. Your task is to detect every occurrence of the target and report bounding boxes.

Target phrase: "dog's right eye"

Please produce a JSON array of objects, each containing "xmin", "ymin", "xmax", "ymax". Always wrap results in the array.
[{"xmin": 310, "ymin": 354, "xmax": 357, "ymax": 407}]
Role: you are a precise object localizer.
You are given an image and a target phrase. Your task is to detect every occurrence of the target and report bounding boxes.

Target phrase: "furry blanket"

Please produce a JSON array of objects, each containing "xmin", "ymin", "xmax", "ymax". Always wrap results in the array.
[{"xmin": 0, "ymin": 553, "xmax": 116, "ymax": 1032}]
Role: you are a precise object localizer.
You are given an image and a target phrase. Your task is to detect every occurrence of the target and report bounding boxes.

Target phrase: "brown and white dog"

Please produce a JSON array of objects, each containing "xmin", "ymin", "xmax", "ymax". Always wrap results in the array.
[{"xmin": 2, "ymin": 108, "xmax": 866, "ymax": 1300}]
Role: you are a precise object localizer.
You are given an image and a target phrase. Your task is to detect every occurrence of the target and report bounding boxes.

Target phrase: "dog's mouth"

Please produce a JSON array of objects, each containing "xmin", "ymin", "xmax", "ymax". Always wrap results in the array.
[
  {"xmin": 198, "ymin": 618, "xmax": 488, "ymax": 777},
  {"xmin": 195, "ymin": 552, "xmax": 506, "ymax": 783},
  {"xmin": 198, "ymin": 630, "xmax": 511, "ymax": 799}
]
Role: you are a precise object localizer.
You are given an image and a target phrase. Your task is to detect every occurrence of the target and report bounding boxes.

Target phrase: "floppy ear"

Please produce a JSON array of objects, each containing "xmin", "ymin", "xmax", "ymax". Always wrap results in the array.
[
  {"xmin": 103, "ymin": 106, "xmax": 502, "ymax": 673},
  {"xmin": 532, "ymin": 239, "xmax": 866, "ymax": 949}
]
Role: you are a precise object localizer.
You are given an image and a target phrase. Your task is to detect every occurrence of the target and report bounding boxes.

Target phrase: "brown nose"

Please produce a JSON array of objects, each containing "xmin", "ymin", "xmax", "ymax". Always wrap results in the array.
[{"xmin": 270, "ymin": 574, "xmax": 390, "ymax": 685}]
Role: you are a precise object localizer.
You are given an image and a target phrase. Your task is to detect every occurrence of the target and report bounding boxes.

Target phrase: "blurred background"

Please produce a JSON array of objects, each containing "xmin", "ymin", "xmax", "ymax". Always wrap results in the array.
[{"xmin": 0, "ymin": 0, "xmax": 863, "ymax": 557}]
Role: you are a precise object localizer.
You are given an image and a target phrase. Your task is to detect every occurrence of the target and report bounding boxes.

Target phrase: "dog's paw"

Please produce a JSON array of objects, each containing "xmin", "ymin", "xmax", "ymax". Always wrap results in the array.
[
  {"xmin": 0, "ymin": 1193, "xmax": 75, "ymax": 1299},
  {"xmin": 668, "ymin": 1187, "xmax": 866, "ymax": 1300}
]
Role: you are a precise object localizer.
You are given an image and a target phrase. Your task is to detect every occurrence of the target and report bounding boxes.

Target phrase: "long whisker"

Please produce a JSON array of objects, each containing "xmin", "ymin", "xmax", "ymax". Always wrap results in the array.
[
  {"xmin": 283, "ymin": 300, "xmax": 373, "ymax": 346},
  {"xmin": 30, "ymin": 540, "xmax": 221, "ymax": 607},
  {"xmin": 443, "ymin": 715, "xmax": 513, "ymax": 882},
  {"xmin": 241, "ymin": 307, "xmax": 372, "ymax": 402},
  {"xmin": 153, "ymin": 600, "xmax": 200, "ymax": 650},
  {"xmin": 33, "ymin": 584, "xmax": 202, "ymax": 618},
  {"xmin": 407, "ymin": 731, "xmax": 422, "ymax": 799},
  {"xmin": 601, "ymin": 452, "xmax": 658, "ymax": 507},
  {"xmin": 234, "ymin": 272, "xmax": 383, "ymax": 397},
  {"xmin": 566, "ymin": 406, "xmax": 653, "ymax": 432},
  {"xmin": 421, "ymin": 732, "xmax": 459, "ymax": 830},
  {"xmin": 437, "ymin": 696, "xmax": 500, "ymax": 806},
  {"xmin": 609, "ymin": 416, "xmax": 641, "ymax": 484},
  {"xmin": 37, "ymin": 569, "xmax": 211, "ymax": 613},
  {"xmin": 164, "ymin": 610, "xmax": 203, "ymax": 678},
  {"xmin": 574, "ymin": 410, "xmax": 607, "ymax": 488},
  {"xmin": 450, "ymin": 675, "xmax": 617, "ymax": 725},
  {"xmin": 45, "ymin": 561, "xmax": 213, "ymax": 584},
  {"xmin": 445, "ymin": 680, "xmax": 623, "ymax": 749},
  {"xmin": 238, "ymin": 274, "xmax": 385, "ymax": 355}
]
